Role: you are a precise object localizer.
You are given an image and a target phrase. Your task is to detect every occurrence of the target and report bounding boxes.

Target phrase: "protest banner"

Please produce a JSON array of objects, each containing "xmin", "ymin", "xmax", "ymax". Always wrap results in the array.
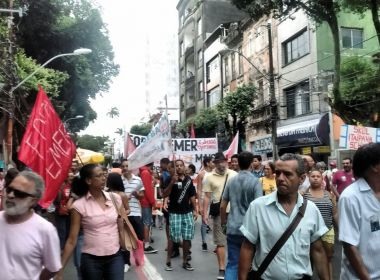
[
  {"xmin": 339, "ymin": 125, "xmax": 380, "ymax": 150},
  {"xmin": 18, "ymin": 87, "xmax": 76, "ymax": 208}
]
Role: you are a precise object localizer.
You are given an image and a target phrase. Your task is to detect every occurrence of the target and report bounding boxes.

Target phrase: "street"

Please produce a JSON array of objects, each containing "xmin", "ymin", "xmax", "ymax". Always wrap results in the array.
[{"xmin": 64, "ymin": 219, "xmax": 342, "ymax": 279}]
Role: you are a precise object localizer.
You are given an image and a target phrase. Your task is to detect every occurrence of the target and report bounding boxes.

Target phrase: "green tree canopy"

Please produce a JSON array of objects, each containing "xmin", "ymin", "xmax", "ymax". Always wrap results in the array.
[
  {"xmin": 130, "ymin": 123, "xmax": 152, "ymax": 136},
  {"xmin": 107, "ymin": 107, "xmax": 120, "ymax": 119},
  {"xmin": 77, "ymin": 134, "xmax": 109, "ymax": 152}
]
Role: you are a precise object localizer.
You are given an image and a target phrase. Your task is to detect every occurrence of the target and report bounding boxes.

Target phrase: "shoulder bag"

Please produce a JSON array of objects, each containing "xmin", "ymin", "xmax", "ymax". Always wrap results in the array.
[
  {"xmin": 209, "ymin": 174, "xmax": 229, "ymax": 217},
  {"xmin": 247, "ymin": 198, "xmax": 308, "ymax": 280}
]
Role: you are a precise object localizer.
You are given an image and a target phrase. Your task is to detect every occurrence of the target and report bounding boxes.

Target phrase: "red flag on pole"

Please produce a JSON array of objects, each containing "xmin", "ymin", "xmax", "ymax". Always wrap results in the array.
[
  {"xmin": 223, "ymin": 132, "xmax": 239, "ymax": 160},
  {"xmin": 190, "ymin": 123, "xmax": 196, "ymax": 138},
  {"xmin": 18, "ymin": 86, "xmax": 76, "ymax": 208},
  {"xmin": 124, "ymin": 132, "xmax": 136, "ymax": 158}
]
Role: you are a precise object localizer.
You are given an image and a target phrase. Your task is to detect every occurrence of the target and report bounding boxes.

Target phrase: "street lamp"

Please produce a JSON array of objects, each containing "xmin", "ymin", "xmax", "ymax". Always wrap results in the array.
[{"xmin": 220, "ymin": 23, "xmax": 278, "ymax": 159}]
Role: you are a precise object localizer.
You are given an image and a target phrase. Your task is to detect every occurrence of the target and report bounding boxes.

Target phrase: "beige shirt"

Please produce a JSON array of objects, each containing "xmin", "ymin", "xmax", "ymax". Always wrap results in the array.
[{"xmin": 203, "ymin": 169, "xmax": 237, "ymax": 204}]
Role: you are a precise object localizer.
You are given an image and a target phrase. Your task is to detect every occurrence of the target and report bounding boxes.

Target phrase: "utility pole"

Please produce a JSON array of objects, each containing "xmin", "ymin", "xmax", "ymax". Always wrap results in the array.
[{"xmin": 267, "ymin": 22, "xmax": 278, "ymax": 160}]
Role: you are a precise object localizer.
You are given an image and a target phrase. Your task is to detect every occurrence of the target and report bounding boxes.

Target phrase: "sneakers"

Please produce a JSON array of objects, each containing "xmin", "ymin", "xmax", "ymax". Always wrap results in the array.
[
  {"xmin": 144, "ymin": 246, "xmax": 158, "ymax": 254},
  {"xmin": 182, "ymin": 262, "xmax": 194, "ymax": 271},
  {"xmin": 217, "ymin": 270, "xmax": 225, "ymax": 279},
  {"xmin": 165, "ymin": 262, "xmax": 173, "ymax": 271},
  {"xmin": 202, "ymin": 243, "xmax": 208, "ymax": 252},
  {"xmin": 124, "ymin": 264, "xmax": 130, "ymax": 273}
]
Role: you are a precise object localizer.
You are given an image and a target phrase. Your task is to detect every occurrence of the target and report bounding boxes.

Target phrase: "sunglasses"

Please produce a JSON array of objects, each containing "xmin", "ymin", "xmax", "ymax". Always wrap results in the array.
[{"xmin": 5, "ymin": 186, "xmax": 36, "ymax": 199}]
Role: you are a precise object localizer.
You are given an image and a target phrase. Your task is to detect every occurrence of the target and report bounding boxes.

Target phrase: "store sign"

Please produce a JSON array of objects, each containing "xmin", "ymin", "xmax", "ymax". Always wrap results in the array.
[
  {"xmin": 252, "ymin": 137, "xmax": 272, "ymax": 154},
  {"xmin": 339, "ymin": 125, "xmax": 380, "ymax": 150}
]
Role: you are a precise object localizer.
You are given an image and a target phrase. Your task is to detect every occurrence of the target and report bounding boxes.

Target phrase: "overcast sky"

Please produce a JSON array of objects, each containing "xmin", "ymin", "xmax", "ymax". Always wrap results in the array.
[{"xmin": 82, "ymin": 0, "xmax": 178, "ymax": 138}]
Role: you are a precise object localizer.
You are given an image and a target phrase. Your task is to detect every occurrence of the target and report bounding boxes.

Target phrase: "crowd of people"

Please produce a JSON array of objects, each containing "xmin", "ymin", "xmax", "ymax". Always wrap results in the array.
[{"xmin": 0, "ymin": 142, "xmax": 379, "ymax": 280}]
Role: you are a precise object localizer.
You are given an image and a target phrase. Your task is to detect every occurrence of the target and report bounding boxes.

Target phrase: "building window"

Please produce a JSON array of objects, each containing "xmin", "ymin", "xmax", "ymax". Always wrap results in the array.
[
  {"xmin": 238, "ymin": 46, "xmax": 243, "ymax": 76},
  {"xmin": 206, "ymin": 57, "xmax": 219, "ymax": 83},
  {"xmin": 207, "ymin": 87, "xmax": 220, "ymax": 107},
  {"xmin": 341, "ymin": 27, "xmax": 363, "ymax": 48},
  {"xmin": 224, "ymin": 56, "xmax": 230, "ymax": 84},
  {"xmin": 284, "ymin": 80, "xmax": 310, "ymax": 118},
  {"xmin": 198, "ymin": 81, "xmax": 203, "ymax": 99},
  {"xmin": 282, "ymin": 29, "xmax": 309, "ymax": 65},
  {"xmin": 197, "ymin": 18, "xmax": 202, "ymax": 36},
  {"xmin": 257, "ymin": 79, "xmax": 264, "ymax": 105},
  {"xmin": 180, "ymin": 41, "xmax": 184, "ymax": 56},
  {"xmin": 231, "ymin": 52, "xmax": 236, "ymax": 80},
  {"xmin": 180, "ymin": 95, "xmax": 185, "ymax": 109},
  {"xmin": 198, "ymin": 50, "xmax": 202, "ymax": 68}
]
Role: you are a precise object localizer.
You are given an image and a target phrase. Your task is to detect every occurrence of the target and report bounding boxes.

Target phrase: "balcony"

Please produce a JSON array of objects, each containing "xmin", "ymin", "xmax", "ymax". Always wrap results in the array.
[
  {"xmin": 221, "ymin": 22, "xmax": 243, "ymax": 46},
  {"xmin": 185, "ymin": 75, "xmax": 195, "ymax": 90},
  {"xmin": 185, "ymin": 43, "xmax": 194, "ymax": 58}
]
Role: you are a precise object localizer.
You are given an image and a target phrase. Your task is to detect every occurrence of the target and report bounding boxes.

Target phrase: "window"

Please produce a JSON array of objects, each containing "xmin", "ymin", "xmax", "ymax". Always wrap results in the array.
[
  {"xmin": 224, "ymin": 56, "xmax": 230, "ymax": 84},
  {"xmin": 285, "ymin": 80, "xmax": 310, "ymax": 118},
  {"xmin": 180, "ymin": 95, "xmax": 185, "ymax": 109},
  {"xmin": 207, "ymin": 87, "xmax": 220, "ymax": 107},
  {"xmin": 238, "ymin": 46, "xmax": 243, "ymax": 76},
  {"xmin": 198, "ymin": 50, "xmax": 203, "ymax": 68},
  {"xmin": 197, "ymin": 18, "xmax": 202, "ymax": 36},
  {"xmin": 231, "ymin": 52, "xmax": 236, "ymax": 80},
  {"xmin": 180, "ymin": 41, "xmax": 184, "ymax": 56},
  {"xmin": 341, "ymin": 27, "xmax": 363, "ymax": 48},
  {"xmin": 257, "ymin": 79, "xmax": 264, "ymax": 105},
  {"xmin": 282, "ymin": 29, "xmax": 309, "ymax": 65},
  {"xmin": 206, "ymin": 57, "xmax": 219, "ymax": 83},
  {"xmin": 198, "ymin": 81, "xmax": 203, "ymax": 99}
]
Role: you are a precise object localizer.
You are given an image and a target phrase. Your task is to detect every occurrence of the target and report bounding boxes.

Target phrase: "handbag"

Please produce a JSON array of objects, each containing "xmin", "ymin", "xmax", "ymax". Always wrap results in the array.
[
  {"xmin": 110, "ymin": 193, "xmax": 138, "ymax": 252},
  {"xmin": 209, "ymin": 174, "xmax": 229, "ymax": 217},
  {"xmin": 247, "ymin": 198, "xmax": 308, "ymax": 280}
]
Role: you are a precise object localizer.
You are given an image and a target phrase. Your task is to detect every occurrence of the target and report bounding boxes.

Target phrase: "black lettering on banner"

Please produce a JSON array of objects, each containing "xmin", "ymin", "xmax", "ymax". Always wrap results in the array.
[
  {"xmin": 174, "ymin": 140, "xmax": 184, "ymax": 151},
  {"xmin": 191, "ymin": 140, "xmax": 197, "ymax": 151}
]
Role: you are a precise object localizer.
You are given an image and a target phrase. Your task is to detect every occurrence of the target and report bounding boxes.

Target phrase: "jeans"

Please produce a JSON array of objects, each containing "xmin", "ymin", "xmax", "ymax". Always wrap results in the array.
[
  {"xmin": 201, "ymin": 220, "xmax": 207, "ymax": 243},
  {"xmin": 74, "ymin": 234, "xmax": 84, "ymax": 279},
  {"xmin": 80, "ymin": 250, "xmax": 124, "ymax": 280},
  {"xmin": 225, "ymin": 234, "xmax": 244, "ymax": 280}
]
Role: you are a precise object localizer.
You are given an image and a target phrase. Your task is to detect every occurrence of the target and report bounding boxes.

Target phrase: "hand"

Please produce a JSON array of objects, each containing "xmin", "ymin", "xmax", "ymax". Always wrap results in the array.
[
  {"xmin": 221, "ymin": 224, "xmax": 227, "ymax": 235},
  {"xmin": 54, "ymin": 270, "xmax": 63, "ymax": 280},
  {"xmin": 202, "ymin": 215, "xmax": 208, "ymax": 225},
  {"xmin": 198, "ymin": 207, "xmax": 203, "ymax": 216},
  {"xmin": 193, "ymin": 210, "xmax": 198, "ymax": 220}
]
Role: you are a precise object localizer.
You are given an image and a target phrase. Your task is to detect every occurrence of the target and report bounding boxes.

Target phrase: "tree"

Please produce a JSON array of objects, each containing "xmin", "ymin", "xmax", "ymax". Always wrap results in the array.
[
  {"xmin": 343, "ymin": 0, "xmax": 380, "ymax": 45},
  {"xmin": 107, "ymin": 107, "xmax": 120, "ymax": 119},
  {"xmin": 130, "ymin": 123, "xmax": 152, "ymax": 136},
  {"xmin": 340, "ymin": 56, "xmax": 380, "ymax": 127},
  {"xmin": 231, "ymin": 0, "xmax": 349, "ymax": 121},
  {"xmin": 178, "ymin": 107, "xmax": 219, "ymax": 138},
  {"xmin": 217, "ymin": 84, "xmax": 256, "ymax": 138},
  {"xmin": 115, "ymin": 128, "xmax": 123, "ymax": 136},
  {"xmin": 77, "ymin": 134, "xmax": 109, "ymax": 152}
]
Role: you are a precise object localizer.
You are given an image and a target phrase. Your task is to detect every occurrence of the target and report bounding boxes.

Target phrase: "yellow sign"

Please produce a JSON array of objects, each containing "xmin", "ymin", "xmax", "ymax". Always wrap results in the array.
[
  {"xmin": 313, "ymin": 146, "xmax": 331, "ymax": 153},
  {"xmin": 301, "ymin": 147, "xmax": 312, "ymax": 154}
]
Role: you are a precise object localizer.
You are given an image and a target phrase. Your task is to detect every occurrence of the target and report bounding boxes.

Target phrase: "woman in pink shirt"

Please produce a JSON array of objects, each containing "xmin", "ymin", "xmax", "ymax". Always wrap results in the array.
[{"xmin": 58, "ymin": 164, "xmax": 125, "ymax": 280}]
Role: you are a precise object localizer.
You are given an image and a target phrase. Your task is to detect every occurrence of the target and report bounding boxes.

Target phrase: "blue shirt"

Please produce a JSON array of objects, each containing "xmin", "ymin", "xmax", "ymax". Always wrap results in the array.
[
  {"xmin": 240, "ymin": 191, "xmax": 328, "ymax": 279},
  {"xmin": 222, "ymin": 170, "xmax": 262, "ymax": 235}
]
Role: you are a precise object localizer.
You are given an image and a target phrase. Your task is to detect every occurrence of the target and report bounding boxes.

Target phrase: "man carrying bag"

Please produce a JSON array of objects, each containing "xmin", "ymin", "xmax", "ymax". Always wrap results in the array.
[{"xmin": 238, "ymin": 154, "xmax": 329, "ymax": 280}]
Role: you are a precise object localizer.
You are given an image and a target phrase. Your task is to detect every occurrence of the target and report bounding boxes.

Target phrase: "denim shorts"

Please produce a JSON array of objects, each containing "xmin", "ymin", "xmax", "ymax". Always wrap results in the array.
[{"xmin": 141, "ymin": 207, "xmax": 153, "ymax": 226}]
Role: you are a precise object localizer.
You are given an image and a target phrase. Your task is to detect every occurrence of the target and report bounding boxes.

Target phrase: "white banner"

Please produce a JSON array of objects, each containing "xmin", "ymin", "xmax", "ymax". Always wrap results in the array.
[
  {"xmin": 339, "ymin": 125, "xmax": 380, "ymax": 150},
  {"xmin": 127, "ymin": 114, "xmax": 172, "ymax": 170}
]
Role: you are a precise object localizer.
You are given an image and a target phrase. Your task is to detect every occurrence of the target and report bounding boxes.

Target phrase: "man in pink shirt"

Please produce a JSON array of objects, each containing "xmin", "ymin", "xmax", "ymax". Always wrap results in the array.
[
  {"xmin": 332, "ymin": 157, "xmax": 355, "ymax": 199},
  {"xmin": 0, "ymin": 171, "xmax": 61, "ymax": 280}
]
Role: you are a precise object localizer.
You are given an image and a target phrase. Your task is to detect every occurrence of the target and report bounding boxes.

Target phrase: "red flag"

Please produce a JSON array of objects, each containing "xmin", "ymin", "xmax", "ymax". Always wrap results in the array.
[
  {"xmin": 124, "ymin": 132, "xmax": 136, "ymax": 158},
  {"xmin": 190, "ymin": 123, "xmax": 196, "ymax": 138},
  {"xmin": 223, "ymin": 132, "xmax": 239, "ymax": 160},
  {"xmin": 18, "ymin": 86, "xmax": 76, "ymax": 208}
]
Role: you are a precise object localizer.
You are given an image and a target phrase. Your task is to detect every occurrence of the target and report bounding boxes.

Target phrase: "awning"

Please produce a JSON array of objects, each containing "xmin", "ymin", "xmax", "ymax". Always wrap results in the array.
[{"xmin": 277, "ymin": 114, "xmax": 329, "ymax": 147}]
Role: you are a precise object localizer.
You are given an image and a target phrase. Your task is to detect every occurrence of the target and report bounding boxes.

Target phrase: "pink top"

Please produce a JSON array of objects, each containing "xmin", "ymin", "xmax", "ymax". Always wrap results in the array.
[{"xmin": 73, "ymin": 191, "xmax": 121, "ymax": 256}]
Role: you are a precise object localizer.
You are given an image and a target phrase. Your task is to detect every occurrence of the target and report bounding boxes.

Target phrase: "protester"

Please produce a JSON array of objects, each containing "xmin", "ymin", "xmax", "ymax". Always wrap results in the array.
[
  {"xmin": 304, "ymin": 168, "xmax": 338, "ymax": 280},
  {"xmin": 230, "ymin": 154, "xmax": 239, "ymax": 172},
  {"xmin": 299, "ymin": 154, "xmax": 316, "ymax": 193},
  {"xmin": 332, "ymin": 158, "xmax": 355, "ymax": 200},
  {"xmin": 203, "ymin": 152, "xmax": 237, "ymax": 280},
  {"xmin": 197, "ymin": 156, "xmax": 214, "ymax": 252},
  {"xmin": 339, "ymin": 143, "xmax": 380, "ymax": 279},
  {"xmin": 251, "ymin": 155, "xmax": 264, "ymax": 178},
  {"xmin": 139, "ymin": 163, "xmax": 158, "ymax": 254},
  {"xmin": 220, "ymin": 151, "xmax": 262, "ymax": 280},
  {"xmin": 58, "ymin": 164, "xmax": 124, "ymax": 279},
  {"xmin": 162, "ymin": 159, "xmax": 197, "ymax": 271},
  {"xmin": 239, "ymin": 153, "xmax": 329, "ymax": 280},
  {"xmin": 0, "ymin": 171, "xmax": 61, "ymax": 280},
  {"xmin": 260, "ymin": 161, "xmax": 277, "ymax": 195}
]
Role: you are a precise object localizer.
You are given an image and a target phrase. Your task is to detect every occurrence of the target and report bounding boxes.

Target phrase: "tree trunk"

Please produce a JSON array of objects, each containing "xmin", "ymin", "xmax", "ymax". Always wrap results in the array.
[
  {"xmin": 327, "ymin": 14, "xmax": 341, "ymax": 104},
  {"xmin": 370, "ymin": 0, "xmax": 380, "ymax": 46}
]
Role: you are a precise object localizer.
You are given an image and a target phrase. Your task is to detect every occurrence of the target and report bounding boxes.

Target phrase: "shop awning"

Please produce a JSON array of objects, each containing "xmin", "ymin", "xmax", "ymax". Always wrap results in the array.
[{"xmin": 277, "ymin": 114, "xmax": 329, "ymax": 147}]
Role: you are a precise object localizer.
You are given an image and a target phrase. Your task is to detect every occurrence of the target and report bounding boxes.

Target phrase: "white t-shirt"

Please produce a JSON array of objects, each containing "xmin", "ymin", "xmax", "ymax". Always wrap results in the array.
[
  {"xmin": 123, "ymin": 175, "xmax": 145, "ymax": 217},
  {"xmin": 0, "ymin": 211, "xmax": 61, "ymax": 280}
]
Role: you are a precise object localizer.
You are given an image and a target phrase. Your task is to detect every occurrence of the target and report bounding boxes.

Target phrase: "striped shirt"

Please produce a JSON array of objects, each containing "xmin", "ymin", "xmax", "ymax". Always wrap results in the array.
[
  {"xmin": 304, "ymin": 190, "xmax": 333, "ymax": 229},
  {"xmin": 122, "ymin": 175, "xmax": 145, "ymax": 217}
]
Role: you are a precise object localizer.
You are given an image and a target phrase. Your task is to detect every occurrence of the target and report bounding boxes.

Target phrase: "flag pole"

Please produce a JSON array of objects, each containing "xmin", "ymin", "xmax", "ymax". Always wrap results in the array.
[{"xmin": 165, "ymin": 94, "xmax": 176, "ymax": 174}]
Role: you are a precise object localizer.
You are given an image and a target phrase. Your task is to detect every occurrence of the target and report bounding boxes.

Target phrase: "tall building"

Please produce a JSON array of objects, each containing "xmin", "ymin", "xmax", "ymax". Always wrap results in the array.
[{"xmin": 176, "ymin": 0, "xmax": 246, "ymax": 122}]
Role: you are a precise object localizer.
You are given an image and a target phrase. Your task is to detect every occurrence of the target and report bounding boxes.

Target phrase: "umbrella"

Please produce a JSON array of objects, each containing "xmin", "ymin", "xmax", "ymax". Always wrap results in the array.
[{"xmin": 76, "ymin": 148, "xmax": 104, "ymax": 164}]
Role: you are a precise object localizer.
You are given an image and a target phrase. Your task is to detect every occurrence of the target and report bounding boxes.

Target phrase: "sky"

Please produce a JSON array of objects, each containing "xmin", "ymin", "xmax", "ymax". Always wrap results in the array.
[{"xmin": 82, "ymin": 0, "xmax": 179, "ymax": 138}]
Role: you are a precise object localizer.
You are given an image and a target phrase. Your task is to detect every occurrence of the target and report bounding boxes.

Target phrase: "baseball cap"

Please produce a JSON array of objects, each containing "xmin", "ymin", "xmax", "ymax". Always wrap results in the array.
[{"xmin": 213, "ymin": 152, "xmax": 227, "ymax": 162}]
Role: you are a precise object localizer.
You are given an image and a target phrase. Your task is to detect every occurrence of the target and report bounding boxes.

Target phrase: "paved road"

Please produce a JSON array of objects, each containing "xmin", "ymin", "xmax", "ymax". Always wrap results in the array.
[{"xmin": 64, "ymin": 220, "xmax": 343, "ymax": 279}]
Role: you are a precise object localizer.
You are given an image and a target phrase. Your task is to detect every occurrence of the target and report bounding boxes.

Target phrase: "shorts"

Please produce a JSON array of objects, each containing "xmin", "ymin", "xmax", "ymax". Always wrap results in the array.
[
  {"xmin": 141, "ymin": 207, "xmax": 153, "ymax": 226},
  {"xmin": 213, "ymin": 215, "xmax": 226, "ymax": 247},
  {"xmin": 169, "ymin": 212, "xmax": 195, "ymax": 243},
  {"xmin": 321, "ymin": 227, "xmax": 335, "ymax": 244}
]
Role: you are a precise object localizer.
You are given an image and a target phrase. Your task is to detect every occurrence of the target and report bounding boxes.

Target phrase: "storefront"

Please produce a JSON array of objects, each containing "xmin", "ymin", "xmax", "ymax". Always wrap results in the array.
[
  {"xmin": 277, "ymin": 113, "xmax": 330, "ymax": 160},
  {"xmin": 250, "ymin": 135, "xmax": 273, "ymax": 160}
]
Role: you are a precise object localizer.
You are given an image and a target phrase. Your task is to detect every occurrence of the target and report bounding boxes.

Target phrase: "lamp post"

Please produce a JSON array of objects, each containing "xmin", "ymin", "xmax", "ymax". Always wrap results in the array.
[
  {"xmin": 5, "ymin": 48, "xmax": 92, "ymax": 166},
  {"xmin": 221, "ymin": 23, "xmax": 278, "ymax": 159}
]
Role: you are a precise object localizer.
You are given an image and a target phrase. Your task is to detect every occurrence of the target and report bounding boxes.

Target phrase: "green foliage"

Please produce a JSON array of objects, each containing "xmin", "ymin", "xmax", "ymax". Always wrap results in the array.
[
  {"xmin": 115, "ymin": 128, "xmax": 123, "ymax": 136},
  {"xmin": 107, "ymin": 107, "xmax": 120, "ymax": 119},
  {"xmin": 77, "ymin": 134, "xmax": 109, "ymax": 152},
  {"xmin": 130, "ymin": 123, "xmax": 153, "ymax": 136},
  {"xmin": 193, "ymin": 107, "xmax": 219, "ymax": 131},
  {"xmin": 340, "ymin": 56, "xmax": 380, "ymax": 126}
]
